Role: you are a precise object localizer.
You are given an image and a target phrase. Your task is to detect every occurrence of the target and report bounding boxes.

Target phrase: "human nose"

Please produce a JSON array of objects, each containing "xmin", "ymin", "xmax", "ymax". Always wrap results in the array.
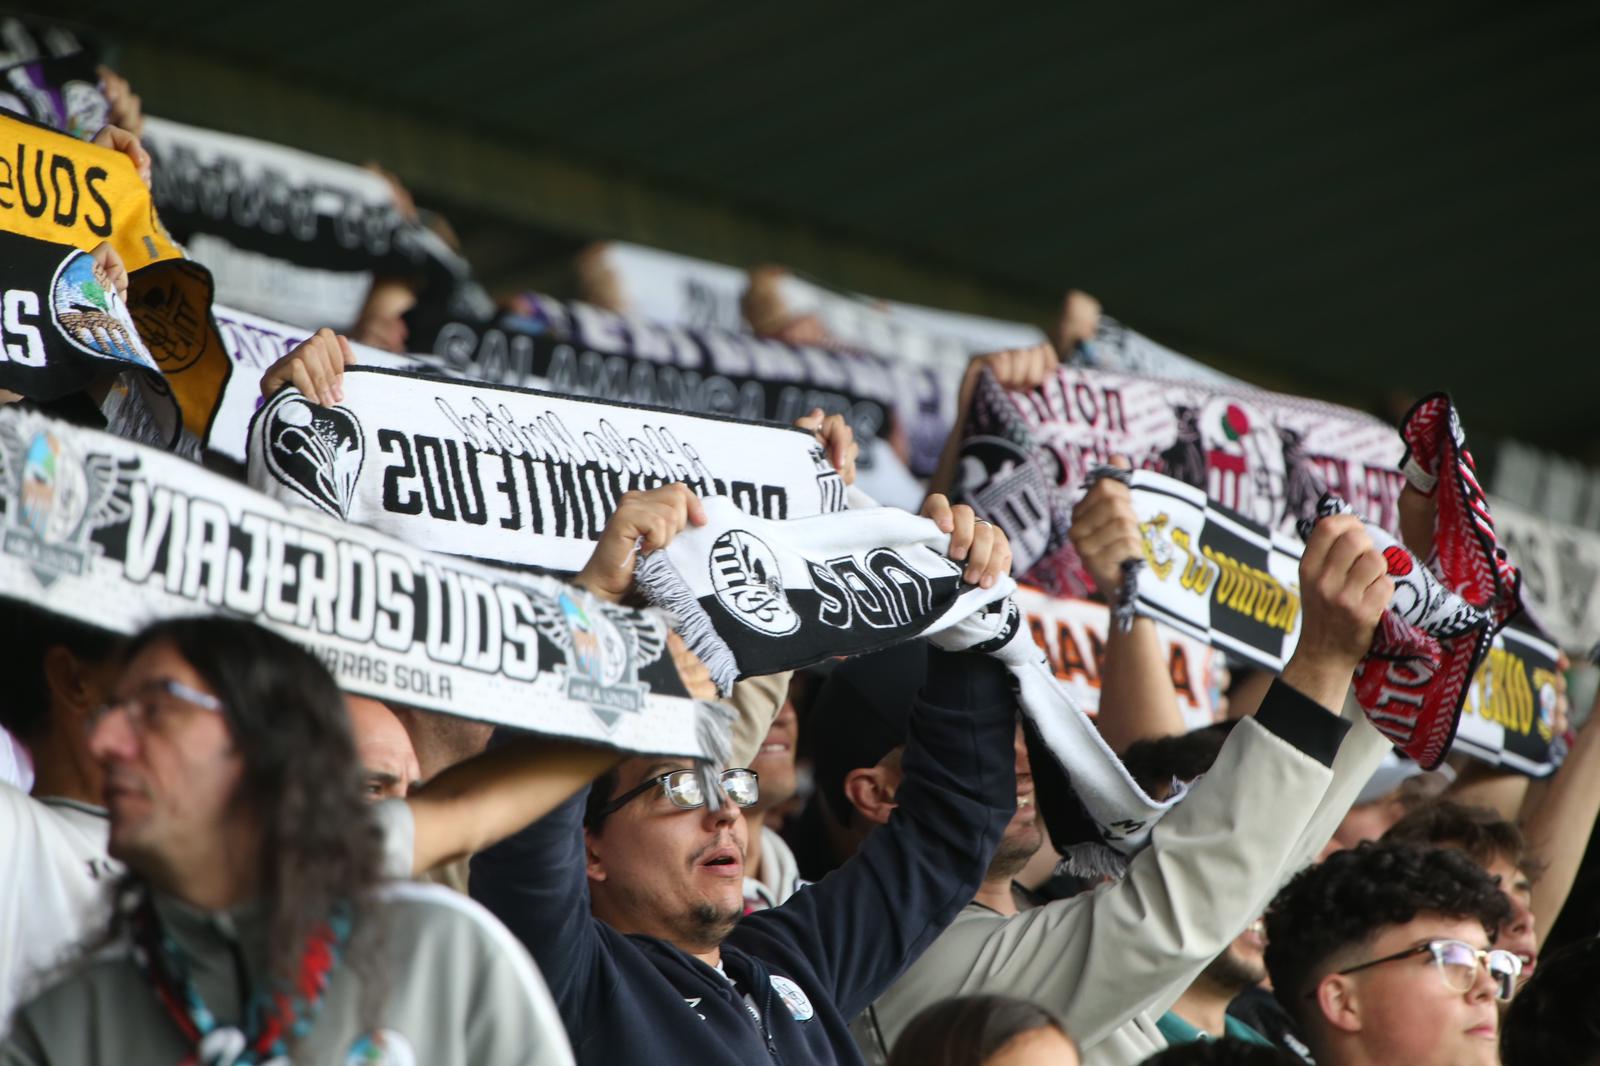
[
  {"xmin": 87, "ymin": 701, "xmax": 140, "ymax": 763},
  {"xmin": 1013, "ymin": 724, "xmax": 1031, "ymax": 777},
  {"xmin": 701, "ymin": 790, "xmax": 740, "ymax": 831}
]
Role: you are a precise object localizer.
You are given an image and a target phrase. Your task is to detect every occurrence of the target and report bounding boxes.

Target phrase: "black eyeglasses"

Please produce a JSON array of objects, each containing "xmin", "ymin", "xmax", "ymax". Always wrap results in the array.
[
  {"xmin": 87, "ymin": 678, "xmax": 224, "ymax": 737},
  {"xmin": 1330, "ymin": 938, "xmax": 1523, "ymax": 1002},
  {"xmin": 588, "ymin": 768, "xmax": 759, "ymax": 826}
]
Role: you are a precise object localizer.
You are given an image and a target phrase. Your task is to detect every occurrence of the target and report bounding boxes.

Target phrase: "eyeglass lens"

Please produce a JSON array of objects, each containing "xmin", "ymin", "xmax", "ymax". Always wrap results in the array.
[
  {"xmin": 1433, "ymin": 941, "xmax": 1520, "ymax": 999},
  {"xmin": 663, "ymin": 769, "xmax": 758, "ymax": 809}
]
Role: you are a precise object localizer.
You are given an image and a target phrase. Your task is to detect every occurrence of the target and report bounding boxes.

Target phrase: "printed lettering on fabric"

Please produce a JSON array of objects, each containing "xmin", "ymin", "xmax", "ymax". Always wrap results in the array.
[
  {"xmin": 0, "ymin": 49, "xmax": 107, "ymax": 140},
  {"xmin": 140, "ymin": 117, "xmax": 472, "ymax": 333},
  {"xmin": 0, "ymin": 229, "xmax": 188, "ymax": 449},
  {"xmin": 246, "ymin": 366, "xmax": 848, "ymax": 574},
  {"xmin": 406, "ymin": 292, "xmax": 900, "ymax": 458},
  {"xmin": 1120, "ymin": 471, "xmax": 1305, "ymax": 672},
  {"xmin": 1014, "ymin": 586, "xmax": 1220, "ymax": 729},
  {"xmin": 1454, "ymin": 623, "xmax": 1563, "ymax": 777},
  {"xmin": 0, "ymin": 406, "xmax": 729, "ymax": 759},
  {"xmin": 959, "ymin": 365, "xmax": 1404, "ymax": 596},
  {"xmin": 0, "ymin": 112, "xmax": 181, "ymax": 270},
  {"xmin": 635, "ymin": 498, "xmax": 981, "ymax": 694}
]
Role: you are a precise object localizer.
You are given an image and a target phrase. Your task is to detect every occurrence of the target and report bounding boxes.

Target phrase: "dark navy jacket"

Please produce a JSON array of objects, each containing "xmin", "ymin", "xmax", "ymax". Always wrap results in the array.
[{"xmin": 471, "ymin": 650, "xmax": 1016, "ymax": 1065}]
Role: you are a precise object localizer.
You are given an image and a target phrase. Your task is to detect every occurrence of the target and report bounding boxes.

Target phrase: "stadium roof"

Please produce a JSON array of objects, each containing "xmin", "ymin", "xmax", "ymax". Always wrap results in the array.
[{"xmin": 25, "ymin": 0, "xmax": 1600, "ymax": 458}]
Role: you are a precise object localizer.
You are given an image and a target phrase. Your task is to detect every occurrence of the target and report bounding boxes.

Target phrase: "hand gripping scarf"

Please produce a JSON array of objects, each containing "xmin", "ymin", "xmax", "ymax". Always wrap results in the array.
[
  {"xmin": 635, "ymin": 497, "xmax": 1179, "ymax": 875},
  {"xmin": 1296, "ymin": 394, "xmax": 1522, "ymax": 769},
  {"xmin": 244, "ymin": 368, "xmax": 848, "ymax": 575},
  {"xmin": 0, "ymin": 406, "xmax": 734, "ymax": 767}
]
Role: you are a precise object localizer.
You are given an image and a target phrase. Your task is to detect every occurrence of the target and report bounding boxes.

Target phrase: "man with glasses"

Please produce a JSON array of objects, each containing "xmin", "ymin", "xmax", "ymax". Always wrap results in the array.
[
  {"xmin": 1263, "ymin": 839, "xmax": 1517, "ymax": 1066},
  {"xmin": 471, "ymin": 485, "xmax": 1020, "ymax": 1066},
  {"xmin": 1, "ymin": 615, "xmax": 575, "ymax": 1065}
]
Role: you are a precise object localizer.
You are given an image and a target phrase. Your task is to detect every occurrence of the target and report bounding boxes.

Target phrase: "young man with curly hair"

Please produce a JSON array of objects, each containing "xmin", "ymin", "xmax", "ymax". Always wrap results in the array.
[{"xmin": 1263, "ymin": 840, "xmax": 1519, "ymax": 1066}]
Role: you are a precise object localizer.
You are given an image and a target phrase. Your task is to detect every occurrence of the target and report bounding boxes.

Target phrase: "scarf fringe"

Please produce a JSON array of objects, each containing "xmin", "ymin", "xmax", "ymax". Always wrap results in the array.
[
  {"xmin": 1057, "ymin": 842, "xmax": 1129, "ymax": 882},
  {"xmin": 635, "ymin": 551, "xmax": 742, "ymax": 696}
]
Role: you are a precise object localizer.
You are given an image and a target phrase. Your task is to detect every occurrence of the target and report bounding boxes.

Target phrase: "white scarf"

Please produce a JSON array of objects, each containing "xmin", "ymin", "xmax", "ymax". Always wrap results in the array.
[
  {"xmin": 245, "ymin": 368, "xmax": 847, "ymax": 573},
  {"xmin": 0, "ymin": 405, "xmax": 732, "ymax": 763}
]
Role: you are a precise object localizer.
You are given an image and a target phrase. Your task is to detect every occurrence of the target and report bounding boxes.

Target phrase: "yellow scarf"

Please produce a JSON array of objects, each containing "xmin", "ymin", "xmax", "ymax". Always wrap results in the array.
[{"xmin": 0, "ymin": 115, "xmax": 229, "ymax": 440}]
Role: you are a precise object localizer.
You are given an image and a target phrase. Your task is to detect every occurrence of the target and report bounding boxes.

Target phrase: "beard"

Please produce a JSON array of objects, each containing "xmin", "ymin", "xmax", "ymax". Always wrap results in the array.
[
  {"xmin": 986, "ymin": 820, "xmax": 1046, "ymax": 882},
  {"xmin": 679, "ymin": 900, "xmax": 743, "ymax": 949},
  {"xmin": 1203, "ymin": 945, "xmax": 1267, "ymax": 993}
]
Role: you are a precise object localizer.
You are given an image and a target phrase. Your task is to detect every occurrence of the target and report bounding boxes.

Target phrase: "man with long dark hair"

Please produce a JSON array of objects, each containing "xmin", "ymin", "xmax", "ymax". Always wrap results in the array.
[{"xmin": 0, "ymin": 616, "xmax": 573, "ymax": 1065}]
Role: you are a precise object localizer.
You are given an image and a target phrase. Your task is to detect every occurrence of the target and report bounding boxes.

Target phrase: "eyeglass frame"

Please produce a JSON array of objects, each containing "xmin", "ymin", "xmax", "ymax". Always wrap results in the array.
[
  {"xmin": 587, "ymin": 767, "xmax": 759, "ymax": 827},
  {"xmin": 1320, "ymin": 938, "xmax": 1523, "ymax": 1002},
  {"xmin": 87, "ymin": 677, "xmax": 225, "ymax": 737}
]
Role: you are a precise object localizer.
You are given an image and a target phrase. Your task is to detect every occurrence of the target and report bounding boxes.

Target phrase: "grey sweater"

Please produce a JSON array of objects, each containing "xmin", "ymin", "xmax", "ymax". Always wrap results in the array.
[{"xmin": 0, "ymin": 880, "xmax": 572, "ymax": 1066}]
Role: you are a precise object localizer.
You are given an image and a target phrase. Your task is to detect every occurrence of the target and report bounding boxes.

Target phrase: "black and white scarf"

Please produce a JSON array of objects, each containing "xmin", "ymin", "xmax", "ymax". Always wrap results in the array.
[
  {"xmin": 635, "ymin": 497, "xmax": 1179, "ymax": 873},
  {"xmin": 404, "ymin": 291, "xmax": 901, "ymax": 461},
  {"xmin": 244, "ymin": 367, "xmax": 848, "ymax": 574},
  {"xmin": 0, "ymin": 406, "xmax": 733, "ymax": 763},
  {"xmin": 141, "ymin": 117, "xmax": 470, "ymax": 331}
]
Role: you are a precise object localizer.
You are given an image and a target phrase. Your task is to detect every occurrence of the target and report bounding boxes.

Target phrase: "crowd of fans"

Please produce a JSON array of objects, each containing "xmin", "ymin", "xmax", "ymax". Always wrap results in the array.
[{"xmin": 3, "ymin": 21, "xmax": 1600, "ymax": 1066}]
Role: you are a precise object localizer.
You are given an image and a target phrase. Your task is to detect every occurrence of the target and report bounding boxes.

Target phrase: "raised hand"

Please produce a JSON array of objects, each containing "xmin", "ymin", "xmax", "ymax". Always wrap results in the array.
[
  {"xmin": 922, "ymin": 493, "xmax": 1013, "ymax": 589},
  {"xmin": 575, "ymin": 484, "xmax": 707, "ymax": 603},
  {"xmin": 260, "ymin": 328, "xmax": 357, "ymax": 406}
]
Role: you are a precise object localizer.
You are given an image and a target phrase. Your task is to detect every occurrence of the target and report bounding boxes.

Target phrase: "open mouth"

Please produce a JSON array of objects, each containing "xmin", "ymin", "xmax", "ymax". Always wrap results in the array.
[
  {"xmin": 759, "ymin": 742, "xmax": 789, "ymax": 755},
  {"xmin": 697, "ymin": 844, "xmax": 743, "ymax": 876}
]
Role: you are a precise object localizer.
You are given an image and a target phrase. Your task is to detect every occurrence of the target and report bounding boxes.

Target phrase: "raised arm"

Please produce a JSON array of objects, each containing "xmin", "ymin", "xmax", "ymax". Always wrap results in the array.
[
  {"xmin": 928, "ymin": 345, "xmax": 1059, "ymax": 499},
  {"xmin": 1518, "ymin": 684, "xmax": 1600, "ymax": 944},
  {"xmin": 872, "ymin": 514, "xmax": 1396, "ymax": 1050},
  {"xmin": 738, "ymin": 647, "xmax": 1018, "ymax": 1019},
  {"xmin": 1069, "ymin": 471, "xmax": 1187, "ymax": 751}
]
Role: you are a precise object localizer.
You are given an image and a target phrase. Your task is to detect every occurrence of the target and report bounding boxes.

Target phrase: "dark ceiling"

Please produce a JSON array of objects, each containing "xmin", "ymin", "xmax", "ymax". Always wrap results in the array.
[{"xmin": 18, "ymin": 1, "xmax": 1600, "ymax": 459}]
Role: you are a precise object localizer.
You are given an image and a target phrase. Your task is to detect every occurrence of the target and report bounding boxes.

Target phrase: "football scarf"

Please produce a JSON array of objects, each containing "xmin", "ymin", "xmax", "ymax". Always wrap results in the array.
[
  {"xmin": 404, "ymin": 291, "xmax": 901, "ymax": 462},
  {"xmin": 957, "ymin": 364, "xmax": 1404, "ymax": 596},
  {"xmin": 141, "ymin": 117, "xmax": 474, "ymax": 332},
  {"xmin": 1093, "ymin": 466, "xmax": 1307, "ymax": 671},
  {"xmin": 0, "ymin": 406, "xmax": 733, "ymax": 763},
  {"xmin": 1453, "ymin": 622, "xmax": 1563, "ymax": 777},
  {"xmin": 131, "ymin": 893, "xmax": 349, "ymax": 1066},
  {"xmin": 0, "ymin": 49, "xmax": 106, "ymax": 139},
  {"xmin": 0, "ymin": 113, "xmax": 231, "ymax": 443},
  {"xmin": 244, "ymin": 367, "xmax": 848, "ymax": 574},
  {"xmin": 634, "ymin": 497, "xmax": 1179, "ymax": 872},
  {"xmin": 206, "ymin": 304, "xmax": 440, "ymax": 464},
  {"xmin": 0, "ymin": 229, "xmax": 187, "ymax": 450},
  {"xmin": 1301, "ymin": 393, "xmax": 1522, "ymax": 770}
]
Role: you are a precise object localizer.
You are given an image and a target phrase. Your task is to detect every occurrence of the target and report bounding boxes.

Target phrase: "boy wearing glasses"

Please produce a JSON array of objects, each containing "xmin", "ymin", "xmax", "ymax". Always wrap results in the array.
[{"xmin": 1263, "ymin": 839, "xmax": 1518, "ymax": 1066}]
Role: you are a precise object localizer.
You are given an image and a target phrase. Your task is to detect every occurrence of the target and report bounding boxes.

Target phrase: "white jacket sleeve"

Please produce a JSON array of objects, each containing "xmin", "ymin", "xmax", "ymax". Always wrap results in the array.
[{"xmin": 870, "ymin": 680, "xmax": 1390, "ymax": 1053}]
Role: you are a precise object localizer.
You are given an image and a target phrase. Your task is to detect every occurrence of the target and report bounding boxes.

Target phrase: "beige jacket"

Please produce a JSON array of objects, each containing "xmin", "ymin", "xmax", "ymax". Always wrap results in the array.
[{"xmin": 856, "ymin": 683, "xmax": 1392, "ymax": 1066}]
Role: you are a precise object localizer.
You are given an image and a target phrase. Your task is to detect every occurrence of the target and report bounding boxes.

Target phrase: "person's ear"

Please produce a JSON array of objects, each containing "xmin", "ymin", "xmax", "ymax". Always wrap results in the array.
[
  {"xmin": 42, "ymin": 646, "xmax": 101, "ymax": 723},
  {"xmin": 1316, "ymin": 974, "xmax": 1361, "ymax": 1034},
  {"xmin": 583, "ymin": 828, "xmax": 608, "ymax": 885},
  {"xmin": 843, "ymin": 765, "xmax": 899, "ymax": 827}
]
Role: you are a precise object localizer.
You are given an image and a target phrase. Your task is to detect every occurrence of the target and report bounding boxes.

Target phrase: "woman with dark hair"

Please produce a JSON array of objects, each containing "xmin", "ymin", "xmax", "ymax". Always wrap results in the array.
[
  {"xmin": 889, "ymin": 995, "xmax": 1080, "ymax": 1066},
  {"xmin": 1, "ymin": 614, "xmax": 573, "ymax": 1065}
]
